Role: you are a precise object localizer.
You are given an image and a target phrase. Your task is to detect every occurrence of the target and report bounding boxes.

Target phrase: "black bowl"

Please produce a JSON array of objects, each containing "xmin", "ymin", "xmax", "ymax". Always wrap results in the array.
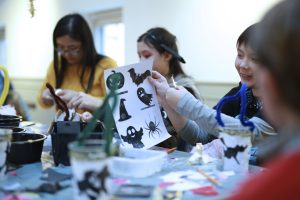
[
  {"xmin": 8, "ymin": 132, "xmax": 47, "ymax": 164},
  {"xmin": 11, "ymin": 127, "xmax": 26, "ymax": 133},
  {"xmin": 0, "ymin": 115, "xmax": 22, "ymax": 127},
  {"xmin": 0, "ymin": 114, "xmax": 22, "ymax": 121},
  {"xmin": 1, "ymin": 127, "xmax": 25, "ymax": 133}
]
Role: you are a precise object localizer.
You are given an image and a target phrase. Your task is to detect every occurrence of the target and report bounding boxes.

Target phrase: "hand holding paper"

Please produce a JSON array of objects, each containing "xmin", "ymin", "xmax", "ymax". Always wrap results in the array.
[{"xmin": 148, "ymin": 70, "xmax": 170, "ymax": 107}]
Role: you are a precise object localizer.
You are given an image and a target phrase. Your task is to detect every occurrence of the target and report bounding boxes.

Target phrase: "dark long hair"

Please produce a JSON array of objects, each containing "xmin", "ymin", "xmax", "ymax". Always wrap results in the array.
[
  {"xmin": 53, "ymin": 13, "xmax": 104, "ymax": 93},
  {"xmin": 236, "ymin": 23, "xmax": 258, "ymax": 49},
  {"xmin": 252, "ymin": 0, "xmax": 300, "ymax": 114},
  {"xmin": 137, "ymin": 27, "xmax": 186, "ymax": 77}
]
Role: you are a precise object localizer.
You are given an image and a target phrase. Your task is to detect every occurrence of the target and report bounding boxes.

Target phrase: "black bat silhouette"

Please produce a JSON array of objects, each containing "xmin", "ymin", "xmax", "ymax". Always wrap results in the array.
[
  {"xmin": 77, "ymin": 166, "xmax": 109, "ymax": 200},
  {"xmin": 128, "ymin": 68, "xmax": 151, "ymax": 86},
  {"xmin": 220, "ymin": 138, "xmax": 248, "ymax": 165}
]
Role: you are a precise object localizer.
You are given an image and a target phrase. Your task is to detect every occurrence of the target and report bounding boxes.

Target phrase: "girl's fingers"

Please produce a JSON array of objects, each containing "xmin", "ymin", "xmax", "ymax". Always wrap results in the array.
[{"xmin": 151, "ymin": 70, "xmax": 159, "ymax": 78}]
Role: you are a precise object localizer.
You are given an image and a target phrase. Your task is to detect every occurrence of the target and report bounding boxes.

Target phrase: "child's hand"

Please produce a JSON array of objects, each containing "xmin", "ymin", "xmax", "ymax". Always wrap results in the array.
[
  {"xmin": 80, "ymin": 111, "xmax": 93, "ymax": 122},
  {"xmin": 148, "ymin": 71, "xmax": 170, "ymax": 106}
]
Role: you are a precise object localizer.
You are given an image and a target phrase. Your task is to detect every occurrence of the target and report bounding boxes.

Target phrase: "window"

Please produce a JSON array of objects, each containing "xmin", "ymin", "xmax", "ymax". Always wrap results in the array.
[
  {"xmin": 0, "ymin": 28, "xmax": 6, "ymax": 66},
  {"xmin": 90, "ymin": 9, "xmax": 124, "ymax": 66}
]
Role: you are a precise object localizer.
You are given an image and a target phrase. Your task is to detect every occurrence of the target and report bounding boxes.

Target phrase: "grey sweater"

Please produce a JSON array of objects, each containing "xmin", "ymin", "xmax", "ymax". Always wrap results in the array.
[{"xmin": 176, "ymin": 92, "xmax": 276, "ymax": 146}]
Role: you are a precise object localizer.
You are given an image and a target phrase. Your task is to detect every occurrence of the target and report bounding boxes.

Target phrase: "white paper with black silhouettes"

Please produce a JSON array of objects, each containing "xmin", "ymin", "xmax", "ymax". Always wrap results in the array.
[{"xmin": 104, "ymin": 59, "xmax": 170, "ymax": 149}]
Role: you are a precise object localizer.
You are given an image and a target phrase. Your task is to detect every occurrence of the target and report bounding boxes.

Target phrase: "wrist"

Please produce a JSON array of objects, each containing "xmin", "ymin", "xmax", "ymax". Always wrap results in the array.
[
  {"xmin": 165, "ymin": 87, "xmax": 175, "ymax": 100},
  {"xmin": 165, "ymin": 87, "xmax": 181, "ymax": 110},
  {"xmin": 158, "ymin": 87, "xmax": 172, "ymax": 106}
]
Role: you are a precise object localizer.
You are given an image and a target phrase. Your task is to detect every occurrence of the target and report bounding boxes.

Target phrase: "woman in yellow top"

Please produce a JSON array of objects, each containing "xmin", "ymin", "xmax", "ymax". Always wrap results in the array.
[{"xmin": 37, "ymin": 13, "xmax": 117, "ymax": 111}]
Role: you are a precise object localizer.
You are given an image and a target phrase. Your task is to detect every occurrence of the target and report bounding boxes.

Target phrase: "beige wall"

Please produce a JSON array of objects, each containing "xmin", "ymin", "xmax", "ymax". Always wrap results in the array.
[
  {"xmin": 11, "ymin": 78, "xmax": 56, "ymax": 124},
  {"xmin": 0, "ymin": 0, "xmax": 280, "ymax": 81},
  {"xmin": 124, "ymin": 0, "xmax": 281, "ymax": 83},
  {"xmin": 2, "ymin": 0, "xmax": 280, "ymax": 124}
]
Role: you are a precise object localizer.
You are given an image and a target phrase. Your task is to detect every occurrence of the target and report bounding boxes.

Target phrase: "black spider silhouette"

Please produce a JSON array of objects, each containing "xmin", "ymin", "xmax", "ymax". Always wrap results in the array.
[{"xmin": 144, "ymin": 117, "xmax": 161, "ymax": 138}]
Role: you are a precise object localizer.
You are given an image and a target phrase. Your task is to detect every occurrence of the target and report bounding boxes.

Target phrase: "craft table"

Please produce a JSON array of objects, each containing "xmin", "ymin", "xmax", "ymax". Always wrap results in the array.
[{"xmin": 0, "ymin": 138, "xmax": 264, "ymax": 200}]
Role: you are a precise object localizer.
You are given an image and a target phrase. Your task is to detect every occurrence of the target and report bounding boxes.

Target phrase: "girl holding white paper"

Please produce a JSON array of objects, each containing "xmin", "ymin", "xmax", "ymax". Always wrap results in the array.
[
  {"xmin": 74, "ymin": 27, "xmax": 200, "ymax": 151},
  {"xmin": 137, "ymin": 27, "xmax": 201, "ymax": 151},
  {"xmin": 149, "ymin": 24, "xmax": 276, "ymax": 163}
]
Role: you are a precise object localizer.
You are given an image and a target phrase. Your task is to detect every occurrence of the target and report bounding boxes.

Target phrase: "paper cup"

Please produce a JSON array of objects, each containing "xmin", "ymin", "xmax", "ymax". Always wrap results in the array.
[
  {"xmin": 219, "ymin": 124, "xmax": 252, "ymax": 174},
  {"xmin": 0, "ymin": 129, "xmax": 12, "ymax": 180},
  {"xmin": 68, "ymin": 140, "xmax": 111, "ymax": 200}
]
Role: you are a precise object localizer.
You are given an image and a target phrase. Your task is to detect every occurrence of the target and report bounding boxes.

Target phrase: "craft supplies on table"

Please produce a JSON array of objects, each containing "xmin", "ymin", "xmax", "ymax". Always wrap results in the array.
[{"xmin": 110, "ymin": 147, "xmax": 167, "ymax": 178}]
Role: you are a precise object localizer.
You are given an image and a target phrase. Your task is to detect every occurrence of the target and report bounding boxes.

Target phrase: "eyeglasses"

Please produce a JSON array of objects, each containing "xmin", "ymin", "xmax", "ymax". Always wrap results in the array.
[{"xmin": 55, "ymin": 45, "xmax": 81, "ymax": 56}]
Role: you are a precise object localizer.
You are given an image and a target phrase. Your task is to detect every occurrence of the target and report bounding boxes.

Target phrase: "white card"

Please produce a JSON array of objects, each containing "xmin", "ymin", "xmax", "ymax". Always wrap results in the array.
[{"xmin": 104, "ymin": 59, "xmax": 170, "ymax": 149}]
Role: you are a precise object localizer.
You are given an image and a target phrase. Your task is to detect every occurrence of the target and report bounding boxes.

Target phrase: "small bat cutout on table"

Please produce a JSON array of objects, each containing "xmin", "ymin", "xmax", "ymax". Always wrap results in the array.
[{"xmin": 220, "ymin": 138, "xmax": 248, "ymax": 165}]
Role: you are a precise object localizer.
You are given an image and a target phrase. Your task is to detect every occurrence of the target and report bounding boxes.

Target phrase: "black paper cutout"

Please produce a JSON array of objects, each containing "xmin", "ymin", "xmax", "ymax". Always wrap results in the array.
[
  {"xmin": 25, "ymin": 182, "xmax": 68, "ymax": 194},
  {"xmin": 144, "ymin": 117, "xmax": 161, "ymax": 138},
  {"xmin": 41, "ymin": 168, "xmax": 72, "ymax": 182},
  {"xmin": 106, "ymin": 70, "xmax": 125, "ymax": 90},
  {"xmin": 121, "ymin": 126, "xmax": 144, "ymax": 148},
  {"xmin": 118, "ymin": 98, "xmax": 131, "ymax": 121},
  {"xmin": 106, "ymin": 71, "xmax": 128, "ymax": 96},
  {"xmin": 77, "ymin": 166, "xmax": 109, "ymax": 200},
  {"xmin": 0, "ymin": 158, "xmax": 5, "ymax": 175},
  {"xmin": 0, "ymin": 142, "xmax": 10, "ymax": 175},
  {"xmin": 128, "ymin": 68, "xmax": 151, "ymax": 86},
  {"xmin": 220, "ymin": 137, "xmax": 248, "ymax": 165},
  {"xmin": 117, "ymin": 91, "xmax": 128, "ymax": 95},
  {"xmin": 137, "ymin": 87, "xmax": 154, "ymax": 110}
]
